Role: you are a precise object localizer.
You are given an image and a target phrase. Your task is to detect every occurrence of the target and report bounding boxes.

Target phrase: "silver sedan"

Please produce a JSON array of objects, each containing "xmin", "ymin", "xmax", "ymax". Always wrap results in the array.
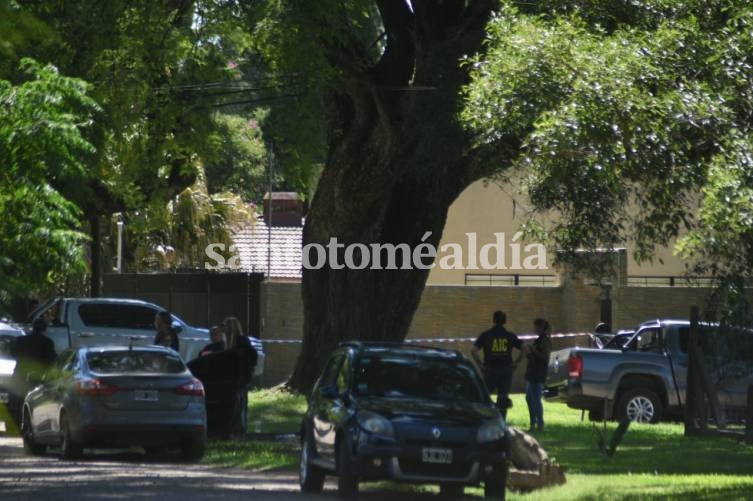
[{"xmin": 21, "ymin": 345, "xmax": 206, "ymax": 460}]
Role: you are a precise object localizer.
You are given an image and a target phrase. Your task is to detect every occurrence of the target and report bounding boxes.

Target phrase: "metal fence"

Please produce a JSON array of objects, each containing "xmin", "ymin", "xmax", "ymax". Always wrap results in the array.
[{"xmin": 103, "ymin": 272, "xmax": 265, "ymax": 335}]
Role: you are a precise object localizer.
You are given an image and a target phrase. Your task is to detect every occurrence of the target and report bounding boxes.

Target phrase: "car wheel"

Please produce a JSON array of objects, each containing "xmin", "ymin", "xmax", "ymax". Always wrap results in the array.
[
  {"xmin": 337, "ymin": 440, "xmax": 359, "ymax": 499},
  {"xmin": 181, "ymin": 437, "xmax": 206, "ymax": 462},
  {"xmin": 60, "ymin": 412, "xmax": 83, "ymax": 460},
  {"xmin": 616, "ymin": 388, "xmax": 663, "ymax": 424},
  {"xmin": 483, "ymin": 461, "xmax": 508, "ymax": 500},
  {"xmin": 299, "ymin": 433, "xmax": 325, "ymax": 493},
  {"xmin": 439, "ymin": 483, "xmax": 465, "ymax": 498},
  {"xmin": 21, "ymin": 409, "xmax": 45, "ymax": 456}
]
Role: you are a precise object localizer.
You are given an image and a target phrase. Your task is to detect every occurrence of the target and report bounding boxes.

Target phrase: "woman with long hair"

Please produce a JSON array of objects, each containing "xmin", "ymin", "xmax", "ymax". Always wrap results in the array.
[
  {"xmin": 525, "ymin": 318, "xmax": 552, "ymax": 432},
  {"xmin": 222, "ymin": 316, "xmax": 257, "ymax": 439}
]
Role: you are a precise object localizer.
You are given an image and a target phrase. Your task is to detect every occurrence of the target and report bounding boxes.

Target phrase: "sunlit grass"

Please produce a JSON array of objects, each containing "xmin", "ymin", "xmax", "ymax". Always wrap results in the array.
[
  {"xmin": 204, "ymin": 437, "xmax": 299, "ymax": 471},
  {"xmin": 246, "ymin": 387, "xmax": 307, "ymax": 434}
]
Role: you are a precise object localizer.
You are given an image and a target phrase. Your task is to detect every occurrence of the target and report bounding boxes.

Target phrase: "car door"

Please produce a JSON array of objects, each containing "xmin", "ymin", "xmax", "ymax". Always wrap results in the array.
[
  {"xmin": 311, "ymin": 352, "xmax": 347, "ymax": 464},
  {"xmin": 29, "ymin": 350, "xmax": 76, "ymax": 440},
  {"xmin": 34, "ymin": 298, "xmax": 72, "ymax": 355}
]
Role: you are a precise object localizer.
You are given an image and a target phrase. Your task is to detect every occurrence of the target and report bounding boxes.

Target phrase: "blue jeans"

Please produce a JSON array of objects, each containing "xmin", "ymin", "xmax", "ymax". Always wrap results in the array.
[{"xmin": 525, "ymin": 381, "xmax": 545, "ymax": 429}]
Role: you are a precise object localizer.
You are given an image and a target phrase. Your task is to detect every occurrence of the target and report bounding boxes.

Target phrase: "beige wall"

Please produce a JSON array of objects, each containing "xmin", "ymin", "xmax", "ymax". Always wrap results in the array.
[
  {"xmin": 427, "ymin": 179, "xmax": 692, "ymax": 285},
  {"xmin": 258, "ymin": 274, "xmax": 712, "ymax": 389},
  {"xmin": 259, "ymin": 282, "xmax": 304, "ymax": 388}
]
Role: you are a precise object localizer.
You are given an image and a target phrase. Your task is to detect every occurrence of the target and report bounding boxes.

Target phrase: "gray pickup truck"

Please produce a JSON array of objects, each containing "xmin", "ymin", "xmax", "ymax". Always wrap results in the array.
[{"xmin": 551, "ymin": 319, "xmax": 753, "ymax": 423}]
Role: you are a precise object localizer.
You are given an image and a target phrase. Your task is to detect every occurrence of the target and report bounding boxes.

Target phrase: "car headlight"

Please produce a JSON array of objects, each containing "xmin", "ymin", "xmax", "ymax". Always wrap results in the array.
[
  {"xmin": 0, "ymin": 359, "xmax": 16, "ymax": 376},
  {"xmin": 357, "ymin": 411, "xmax": 395, "ymax": 438},
  {"xmin": 477, "ymin": 417, "xmax": 507, "ymax": 443}
]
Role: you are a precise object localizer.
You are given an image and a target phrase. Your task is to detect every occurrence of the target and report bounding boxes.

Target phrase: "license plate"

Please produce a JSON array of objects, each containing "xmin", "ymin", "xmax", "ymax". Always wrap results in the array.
[
  {"xmin": 422, "ymin": 447, "xmax": 452, "ymax": 464},
  {"xmin": 134, "ymin": 390, "xmax": 158, "ymax": 402},
  {"xmin": 0, "ymin": 392, "xmax": 8, "ymax": 404}
]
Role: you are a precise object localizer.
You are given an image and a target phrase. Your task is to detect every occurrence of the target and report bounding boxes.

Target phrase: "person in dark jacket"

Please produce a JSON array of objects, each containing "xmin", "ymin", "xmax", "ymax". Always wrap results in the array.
[
  {"xmin": 12, "ymin": 317, "xmax": 56, "ymax": 393},
  {"xmin": 525, "ymin": 318, "xmax": 552, "ymax": 432},
  {"xmin": 198, "ymin": 325, "xmax": 225, "ymax": 357},
  {"xmin": 153, "ymin": 310, "xmax": 179, "ymax": 352},
  {"xmin": 471, "ymin": 310, "xmax": 525, "ymax": 419}
]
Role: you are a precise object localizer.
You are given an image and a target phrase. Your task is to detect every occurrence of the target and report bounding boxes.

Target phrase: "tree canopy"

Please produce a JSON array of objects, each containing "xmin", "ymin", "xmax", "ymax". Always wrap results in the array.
[
  {"xmin": 464, "ymin": 1, "xmax": 753, "ymax": 287},
  {"xmin": 0, "ymin": 60, "xmax": 97, "ymax": 304}
]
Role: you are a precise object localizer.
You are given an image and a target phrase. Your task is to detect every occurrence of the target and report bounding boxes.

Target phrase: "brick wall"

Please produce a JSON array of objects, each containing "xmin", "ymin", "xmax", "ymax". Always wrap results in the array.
[
  {"xmin": 615, "ymin": 286, "xmax": 713, "ymax": 329},
  {"xmin": 259, "ymin": 281, "xmax": 304, "ymax": 387},
  {"xmin": 258, "ymin": 278, "xmax": 714, "ymax": 389}
]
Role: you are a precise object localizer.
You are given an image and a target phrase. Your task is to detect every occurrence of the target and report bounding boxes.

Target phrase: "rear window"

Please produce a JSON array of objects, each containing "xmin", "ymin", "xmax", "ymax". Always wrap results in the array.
[
  {"xmin": 86, "ymin": 351, "xmax": 185, "ymax": 374},
  {"xmin": 354, "ymin": 355, "xmax": 486, "ymax": 403}
]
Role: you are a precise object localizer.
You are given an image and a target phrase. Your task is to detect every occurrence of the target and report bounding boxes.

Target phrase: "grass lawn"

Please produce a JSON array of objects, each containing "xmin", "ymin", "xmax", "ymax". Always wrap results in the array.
[{"xmin": 205, "ymin": 388, "xmax": 753, "ymax": 500}]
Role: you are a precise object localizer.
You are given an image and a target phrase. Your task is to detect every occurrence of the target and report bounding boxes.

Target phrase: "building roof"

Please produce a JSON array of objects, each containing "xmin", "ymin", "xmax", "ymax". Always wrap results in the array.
[
  {"xmin": 262, "ymin": 192, "xmax": 301, "ymax": 201},
  {"xmin": 232, "ymin": 218, "xmax": 302, "ymax": 279}
]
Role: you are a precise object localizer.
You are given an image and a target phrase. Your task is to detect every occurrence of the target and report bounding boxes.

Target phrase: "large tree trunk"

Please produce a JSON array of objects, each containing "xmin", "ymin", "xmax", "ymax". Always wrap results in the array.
[{"xmin": 289, "ymin": 1, "xmax": 505, "ymax": 392}]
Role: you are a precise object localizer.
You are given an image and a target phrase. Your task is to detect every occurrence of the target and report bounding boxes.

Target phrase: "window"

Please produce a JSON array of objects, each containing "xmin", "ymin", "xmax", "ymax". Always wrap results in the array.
[
  {"xmin": 78, "ymin": 304, "xmax": 157, "ymax": 330},
  {"xmin": 335, "ymin": 354, "xmax": 351, "ymax": 394},
  {"xmin": 354, "ymin": 355, "xmax": 485, "ymax": 403},
  {"xmin": 319, "ymin": 354, "xmax": 344, "ymax": 388},
  {"xmin": 637, "ymin": 328, "xmax": 662, "ymax": 352},
  {"xmin": 86, "ymin": 351, "xmax": 185, "ymax": 374}
]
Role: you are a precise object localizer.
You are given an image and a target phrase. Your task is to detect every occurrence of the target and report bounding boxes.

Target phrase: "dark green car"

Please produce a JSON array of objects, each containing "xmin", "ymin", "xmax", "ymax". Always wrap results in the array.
[{"xmin": 300, "ymin": 342, "xmax": 510, "ymax": 499}]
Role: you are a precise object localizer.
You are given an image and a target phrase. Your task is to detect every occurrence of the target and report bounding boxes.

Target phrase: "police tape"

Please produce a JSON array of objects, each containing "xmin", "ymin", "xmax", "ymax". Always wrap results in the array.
[{"xmin": 256, "ymin": 332, "xmax": 598, "ymax": 344}]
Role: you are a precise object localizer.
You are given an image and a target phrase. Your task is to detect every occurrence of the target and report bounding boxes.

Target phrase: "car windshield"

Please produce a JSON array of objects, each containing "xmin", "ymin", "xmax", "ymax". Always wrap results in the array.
[
  {"xmin": 353, "ymin": 354, "xmax": 486, "ymax": 403},
  {"xmin": 87, "ymin": 351, "xmax": 185, "ymax": 374}
]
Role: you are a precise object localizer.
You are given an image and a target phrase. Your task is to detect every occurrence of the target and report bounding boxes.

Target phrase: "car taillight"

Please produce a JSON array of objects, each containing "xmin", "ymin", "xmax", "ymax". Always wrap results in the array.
[
  {"xmin": 176, "ymin": 379, "xmax": 205, "ymax": 397},
  {"xmin": 76, "ymin": 378, "xmax": 119, "ymax": 397},
  {"xmin": 568, "ymin": 354, "xmax": 583, "ymax": 380}
]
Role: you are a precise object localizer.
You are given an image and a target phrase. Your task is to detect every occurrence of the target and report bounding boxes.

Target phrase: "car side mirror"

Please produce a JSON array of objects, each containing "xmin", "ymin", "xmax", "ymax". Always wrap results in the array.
[
  {"xmin": 171, "ymin": 323, "xmax": 183, "ymax": 334},
  {"xmin": 319, "ymin": 385, "xmax": 340, "ymax": 399}
]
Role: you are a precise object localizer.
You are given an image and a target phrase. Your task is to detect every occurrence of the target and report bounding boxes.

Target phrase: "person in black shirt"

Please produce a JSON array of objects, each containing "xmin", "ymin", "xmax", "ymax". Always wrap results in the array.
[
  {"xmin": 12, "ymin": 317, "xmax": 56, "ymax": 393},
  {"xmin": 525, "ymin": 318, "xmax": 552, "ymax": 432},
  {"xmin": 472, "ymin": 310, "xmax": 525, "ymax": 418},
  {"xmin": 153, "ymin": 310, "xmax": 179, "ymax": 352}
]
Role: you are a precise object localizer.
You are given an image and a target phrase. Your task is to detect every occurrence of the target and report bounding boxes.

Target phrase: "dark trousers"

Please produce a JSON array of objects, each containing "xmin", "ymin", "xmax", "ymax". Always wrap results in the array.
[{"xmin": 484, "ymin": 366, "xmax": 514, "ymax": 419}]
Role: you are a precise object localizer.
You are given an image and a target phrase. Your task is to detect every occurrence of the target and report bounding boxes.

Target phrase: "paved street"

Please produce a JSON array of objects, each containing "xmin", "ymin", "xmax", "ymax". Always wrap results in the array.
[{"xmin": 0, "ymin": 436, "xmax": 460, "ymax": 500}]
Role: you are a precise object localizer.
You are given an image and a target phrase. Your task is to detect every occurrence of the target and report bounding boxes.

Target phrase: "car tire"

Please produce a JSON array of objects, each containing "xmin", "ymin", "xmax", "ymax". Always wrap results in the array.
[
  {"xmin": 181, "ymin": 437, "xmax": 206, "ymax": 462},
  {"xmin": 439, "ymin": 483, "xmax": 465, "ymax": 498},
  {"xmin": 300, "ymin": 433, "xmax": 326, "ymax": 493},
  {"xmin": 21, "ymin": 409, "xmax": 45, "ymax": 456},
  {"xmin": 616, "ymin": 388, "xmax": 663, "ymax": 424},
  {"xmin": 483, "ymin": 461, "xmax": 508, "ymax": 500},
  {"xmin": 60, "ymin": 412, "xmax": 83, "ymax": 460},
  {"xmin": 337, "ymin": 440, "xmax": 359, "ymax": 499}
]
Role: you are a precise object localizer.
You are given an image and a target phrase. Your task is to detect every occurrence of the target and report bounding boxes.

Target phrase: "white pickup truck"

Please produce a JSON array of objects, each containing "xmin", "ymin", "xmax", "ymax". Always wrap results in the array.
[{"xmin": 23, "ymin": 297, "xmax": 265, "ymax": 374}]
